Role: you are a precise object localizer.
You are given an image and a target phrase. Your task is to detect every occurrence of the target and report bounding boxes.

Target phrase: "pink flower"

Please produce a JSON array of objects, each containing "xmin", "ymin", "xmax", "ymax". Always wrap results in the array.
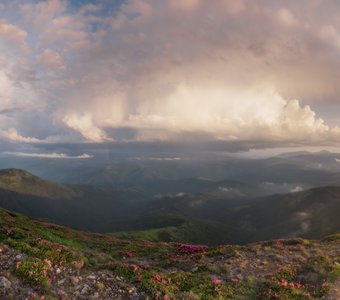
[
  {"xmin": 275, "ymin": 239, "xmax": 283, "ymax": 247},
  {"xmin": 131, "ymin": 264, "xmax": 138, "ymax": 272},
  {"xmin": 230, "ymin": 278, "xmax": 239, "ymax": 282},
  {"xmin": 154, "ymin": 274, "xmax": 161, "ymax": 281},
  {"xmin": 212, "ymin": 279, "xmax": 222, "ymax": 285},
  {"xmin": 43, "ymin": 259, "xmax": 52, "ymax": 266},
  {"xmin": 16, "ymin": 261, "xmax": 21, "ymax": 269},
  {"xmin": 57, "ymin": 289, "xmax": 64, "ymax": 295},
  {"xmin": 296, "ymin": 282, "xmax": 302, "ymax": 289}
]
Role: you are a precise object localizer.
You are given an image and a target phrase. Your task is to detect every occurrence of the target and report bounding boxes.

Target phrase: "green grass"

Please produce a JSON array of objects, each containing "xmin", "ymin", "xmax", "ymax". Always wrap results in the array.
[
  {"xmin": 33, "ymin": 228, "xmax": 85, "ymax": 250},
  {"xmin": 114, "ymin": 217, "xmax": 233, "ymax": 246},
  {"xmin": 329, "ymin": 265, "xmax": 340, "ymax": 282},
  {"xmin": 115, "ymin": 226, "xmax": 179, "ymax": 242}
]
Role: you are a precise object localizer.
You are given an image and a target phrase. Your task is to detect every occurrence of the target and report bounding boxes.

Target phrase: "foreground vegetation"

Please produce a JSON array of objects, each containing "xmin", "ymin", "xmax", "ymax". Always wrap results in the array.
[{"xmin": 0, "ymin": 208, "xmax": 339, "ymax": 299}]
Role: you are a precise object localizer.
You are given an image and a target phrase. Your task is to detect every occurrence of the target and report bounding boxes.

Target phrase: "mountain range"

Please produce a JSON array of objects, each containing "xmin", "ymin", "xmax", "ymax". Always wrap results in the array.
[{"xmin": 0, "ymin": 167, "xmax": 339, "ymax": 245}]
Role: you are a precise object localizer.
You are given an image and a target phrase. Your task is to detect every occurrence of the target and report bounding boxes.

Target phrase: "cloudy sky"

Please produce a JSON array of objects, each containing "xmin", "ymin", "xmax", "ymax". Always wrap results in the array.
[{"xmin": 1, "ymin": 0, "xmax": 340, "ymax": 154}]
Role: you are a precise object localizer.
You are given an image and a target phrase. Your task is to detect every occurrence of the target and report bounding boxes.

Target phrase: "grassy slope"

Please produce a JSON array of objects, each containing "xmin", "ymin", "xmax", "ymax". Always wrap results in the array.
[
  {"xmin": 114, "ymin": 216, "xmax": 234, "ymax": 245},
  {"xmin": 0, "ymin": 169, "xmax": 150, "ymax": 232},
  {"xmin": 0, "ymin": 208, "xmax": 339, "ymax": 299},
  {"xmin": 0, "ymin": 168, "xmax": 79, "ymax": 199}
]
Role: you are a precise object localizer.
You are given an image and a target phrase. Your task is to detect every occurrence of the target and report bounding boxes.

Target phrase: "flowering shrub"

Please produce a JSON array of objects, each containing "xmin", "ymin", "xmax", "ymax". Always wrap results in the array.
[
  {"xmin": 25, "ymin": 290, "xmax": 47, "ymax": 299},
  {"xmin": 258, "ymin": 266, "xmax": 331, "ymax": 299},
  {"xmin": 209, "ymin": 279, "xmax": 225, "ymax": 297},
  {"xmin": 15, "ymin": 258, "xmax": 54, "ymax": 290},
  {"xmin": 113, "ymin": 262, "xmax": 247, "ymax": 299},
  {"xmin": 113, "ymin": 263, "xmax": 178, "ymax": 299},
  {"xmin": 177, "ymin": 244, "xmax": 208, "ymax": 256},
  {"xmin": 31, "ymin": 238, "xmax": 76, "ymax": 266}
]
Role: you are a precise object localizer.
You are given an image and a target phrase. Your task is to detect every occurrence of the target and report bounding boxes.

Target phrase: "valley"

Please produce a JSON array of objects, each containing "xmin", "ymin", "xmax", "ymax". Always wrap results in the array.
[{"xmin": 0, "ymin": 150, "xmax": 339, "ymax": 245}]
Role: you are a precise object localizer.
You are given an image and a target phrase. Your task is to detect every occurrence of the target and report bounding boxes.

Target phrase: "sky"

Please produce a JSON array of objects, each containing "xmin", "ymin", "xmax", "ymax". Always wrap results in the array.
[{"xmin": 1, "ymin": 0, "xmax": 340, "ymax": 156}]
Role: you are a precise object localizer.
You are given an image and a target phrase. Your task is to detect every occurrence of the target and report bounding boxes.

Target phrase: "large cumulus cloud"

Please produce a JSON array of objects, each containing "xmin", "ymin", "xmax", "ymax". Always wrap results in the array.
[{"xmin": 0, "ymin": 0, "xmax": 340, "ymax": 147}]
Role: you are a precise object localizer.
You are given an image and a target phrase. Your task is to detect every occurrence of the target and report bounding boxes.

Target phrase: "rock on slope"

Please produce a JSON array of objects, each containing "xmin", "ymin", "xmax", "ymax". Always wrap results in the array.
[{"xmin": 0, "ymin": 208, "xmax": 339, "ymax": 300}]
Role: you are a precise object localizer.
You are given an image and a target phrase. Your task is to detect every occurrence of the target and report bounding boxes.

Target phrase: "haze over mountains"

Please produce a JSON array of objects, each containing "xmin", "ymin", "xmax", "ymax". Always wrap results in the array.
[
  {"xmin": 0, "ymin": 150, "xmax": 339, "ymax": 245},
  {"xmin": 2, "ymin": 149, "xmax": 340, "ymax": 188}
]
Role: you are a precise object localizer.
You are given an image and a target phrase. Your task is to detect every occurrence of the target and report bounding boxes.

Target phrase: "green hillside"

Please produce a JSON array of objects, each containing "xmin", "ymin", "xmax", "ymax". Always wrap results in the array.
[
  {"xmin": 125, "ymin": 186, "xmax": 340, "ymax": 244},
  {"xmin": 114, "ymin": 216, "xmax": 234, "ymax": 245},
  {"xmin": 0, "ymin": 208, "xmax": 339, "ymax": 299},
  {"xmin": 0, "ymin": 168, "xmax": 79, "ymax": 199},
  {"xmin": 0, "ymin": 169, "xmax": 149, "ymax": 232}
]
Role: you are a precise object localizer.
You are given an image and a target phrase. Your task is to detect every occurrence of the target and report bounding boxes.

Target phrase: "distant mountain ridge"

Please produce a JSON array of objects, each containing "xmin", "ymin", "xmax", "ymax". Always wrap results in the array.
[
  {"xmin": 0, "ymin": 168, "xmax": 339, "ymax": 245},
  {"xmin": 115, "ymin": 185, "xmax": 340, "ymax": 244},
  {"xmin": 4, "ymin": 150, "xmax": 340, "ymax": 188}
]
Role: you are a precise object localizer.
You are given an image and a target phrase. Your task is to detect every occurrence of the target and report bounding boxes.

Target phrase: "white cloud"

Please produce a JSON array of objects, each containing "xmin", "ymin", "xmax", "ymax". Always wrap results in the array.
[
  {"xmin": 0, "ymin": 128, "xmax": 39, "ymax": 143},
  {"xmin": 3, "ymin": 152, "xmax": 93, "ymax": 159},
  {"xmin": 277, "ymin": 8, "xmax": 298, "ymax": 27},
  {"xmin": 169, "ymin": 0, "xmax": 201, "ymax": 11},
  {"xmin": 219, "ymin": 186, "xmax": 232, "ymax": 192},
  {"xmin": 219, "ymin": 0, "xmax": 245, "ymax": 14},
  {"xmin": 292, "ymin": 211, "xmax": 311, "ymax": 235},
  {"xmin": 176, "ymin": 192, "xmax": 185, "ymax": 197},
  {"xmin": 38, "ymin": 49, "xmax": 63, "ymax": 69},
  {"xmin": 20, "ymin": 0, "xmax": 66, "ymax": 28},
  {"xmin": 134, "ymin": 157, "xmax": 181, "ymax": 161},
  {"xmin": 96, "ymin": 84, "xmax": 338, "ymax": 142},
  {"xmin": 0, "ymin": 20, "xmax": 27, "ymax": 45},
  {"xmin": 290, "ymin": 186, "xmax": 304, "ymax": 193},
  {"xmin": 80, "ymin": 3, "xmax": 102, "ymax": 14},
  {"xmin": 62, "ymin": 114, "xmax": 109, "ymax": 142}
]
